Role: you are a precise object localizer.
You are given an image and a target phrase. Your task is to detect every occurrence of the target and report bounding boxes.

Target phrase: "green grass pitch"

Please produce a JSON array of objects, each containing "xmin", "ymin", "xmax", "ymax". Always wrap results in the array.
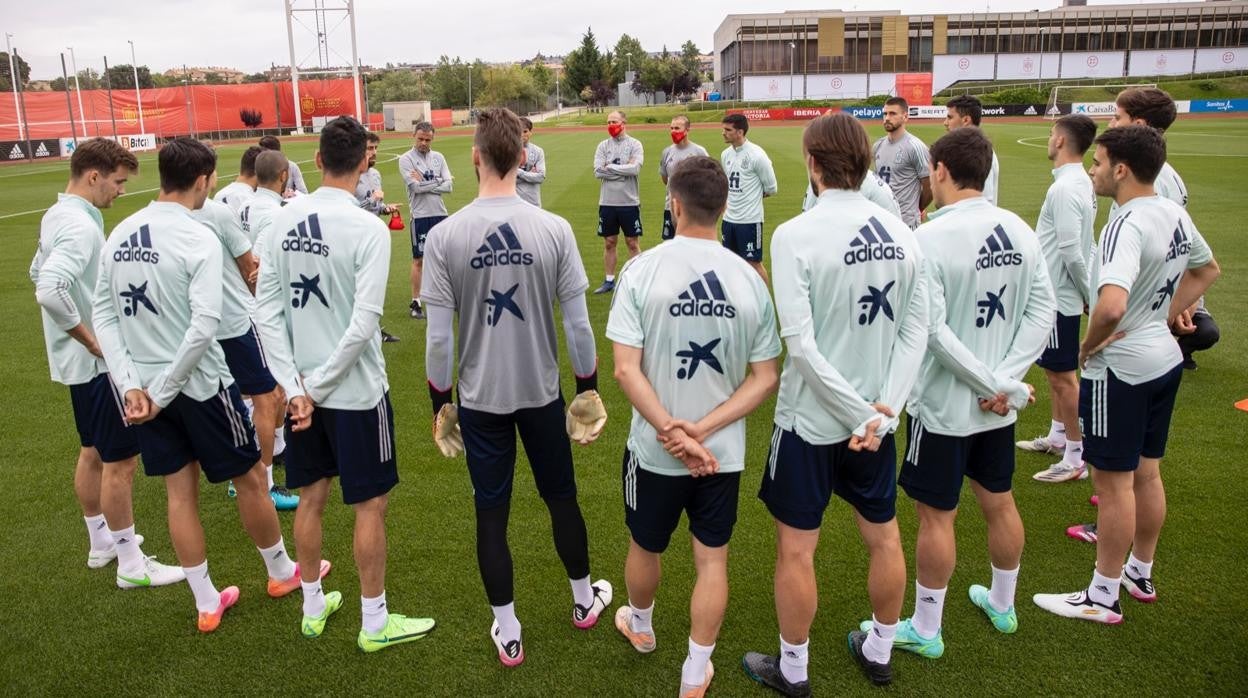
[{"xmin": 0, "ymin": 118, "xmax": 1245, "ymax": 695}]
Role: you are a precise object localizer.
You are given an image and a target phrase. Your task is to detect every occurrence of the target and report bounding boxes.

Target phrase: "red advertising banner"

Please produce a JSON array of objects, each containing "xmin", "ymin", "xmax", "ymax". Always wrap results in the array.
[
  {"xmin": 430, "ymin": 109, "xmax": 453, "ymax": 128},
  {"xmin": 0, "ymin": 79, "xmax": 363, "ymax": 141},
  {"xmin": 894, "ymin": 73, "xmax": 934, "ymax": 108},
  {"xmin": 725, "ymin": 106, "xmax": 841, "ymax": 121}
]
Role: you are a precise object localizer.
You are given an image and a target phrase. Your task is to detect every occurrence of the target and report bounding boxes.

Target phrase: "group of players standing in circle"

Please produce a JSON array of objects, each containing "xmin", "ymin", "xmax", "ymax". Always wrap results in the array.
[{"xmin": 30, "ymin": 85, "xmax": 1218, "ymax": 696}]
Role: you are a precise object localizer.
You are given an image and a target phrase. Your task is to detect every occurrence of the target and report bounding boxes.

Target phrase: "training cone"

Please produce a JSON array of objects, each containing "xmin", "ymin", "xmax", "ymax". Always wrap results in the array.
[
  {"xmin": 388, "ymin": 210, "xmax": 405, "ymax": 231},
  {"xmin": 1236, "ymin": 398, "xmax": 1248, "ymax": 413}
]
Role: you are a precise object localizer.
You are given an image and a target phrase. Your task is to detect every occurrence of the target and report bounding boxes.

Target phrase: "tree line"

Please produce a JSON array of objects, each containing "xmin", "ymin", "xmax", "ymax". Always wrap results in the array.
[
  {"xmin": 1, "ymin": 53, "xmax": 271, "ymax": 92},
  {"xmin": 2, "ymin": 29, "xmax": 709, "ymax": 113},
  {"xmin": 364, "ymin": 29, "xmax": 707, "ymax": 113}
]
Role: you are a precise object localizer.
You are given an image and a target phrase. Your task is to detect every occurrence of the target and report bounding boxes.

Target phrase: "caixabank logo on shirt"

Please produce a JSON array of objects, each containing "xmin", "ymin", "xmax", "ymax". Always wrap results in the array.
[
  {"xmin": 669, "ymin": 271, "xmax": 737, "ymax": 318},
  {"xmin": 282, "ymin": 214, "xmax": 330, "ymax": 256}
]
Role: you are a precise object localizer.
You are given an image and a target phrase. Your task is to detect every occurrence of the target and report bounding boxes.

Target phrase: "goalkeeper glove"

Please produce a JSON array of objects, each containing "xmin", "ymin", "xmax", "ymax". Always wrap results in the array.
[
  {"xmin": 433, "ymin": 403, "xmax": 463, "ymax": 458},
  {"xmin": 566, "ymin": 390, "xmax": 607, "ymax": 445}
]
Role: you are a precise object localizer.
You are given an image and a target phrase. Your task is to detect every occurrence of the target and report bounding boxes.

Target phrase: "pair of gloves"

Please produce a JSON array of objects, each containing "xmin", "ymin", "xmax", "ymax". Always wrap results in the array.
[{"xmin": 433, "ymin": 390, "xmax": 607, "ymax": 458}]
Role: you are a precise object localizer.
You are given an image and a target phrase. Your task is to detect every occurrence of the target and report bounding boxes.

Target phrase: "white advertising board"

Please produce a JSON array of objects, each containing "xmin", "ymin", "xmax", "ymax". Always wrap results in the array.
[
  {"xmin": 933, "ymin": 54, "xmax": 996, "ymax": 92},
  {"xmin": 1195, "ymin": 47, "xmax": 1247, "ymax": 73},
  {"xmin": 1128, "ymin": 49, "xmax": 1195, "ymax": 77}
]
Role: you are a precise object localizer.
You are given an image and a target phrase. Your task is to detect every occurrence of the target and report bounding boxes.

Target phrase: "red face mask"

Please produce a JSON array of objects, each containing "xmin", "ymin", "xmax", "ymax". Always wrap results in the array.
[
  {"xmin": 670, "ymin": 130, "xmax": 687, "ymax": 144},
  {"xmin": 608, "ymin": 123, "xmax": 624, "ymax": 138}
]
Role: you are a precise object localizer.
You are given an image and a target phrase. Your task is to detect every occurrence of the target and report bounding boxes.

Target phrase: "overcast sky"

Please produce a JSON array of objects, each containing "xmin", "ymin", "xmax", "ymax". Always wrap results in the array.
[{"xmin": 8, "ymin": 0, "xmax": 1172, "ymax": 80}]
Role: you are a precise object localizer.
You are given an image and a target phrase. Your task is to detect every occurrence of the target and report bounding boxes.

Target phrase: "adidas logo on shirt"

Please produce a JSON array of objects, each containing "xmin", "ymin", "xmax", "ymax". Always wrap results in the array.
[
  {"xmin": 1165, "ymin": 224, "xmax": 1191, "ymax": 261},
  {"xmin": 669, "ymin": 271, "xmax": 737, "ymax": 318},
  {"xmin": 844, "ymin": 217, "xmax": 905, "ymax": 266},
  {"xmin": 471, "ymin": 224, "xmax": 533, "ymax": 269},
  {"xmin": 976, "ymin": 225, "xmax": 1022, "ymax": 270},
  {"xmin": 113, "ymin": 224, "xmax": 161, "ymax": 263},
  {"xmin": 281, "ymin": 213, "xmax": 330, "ymax": 256}
]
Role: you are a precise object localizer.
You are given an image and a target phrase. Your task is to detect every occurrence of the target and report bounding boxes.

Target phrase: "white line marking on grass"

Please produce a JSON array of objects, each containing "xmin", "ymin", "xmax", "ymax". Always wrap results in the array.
[
  {"xmin": 1015, "ymin": 137, "xmax": 1049, "ymax": 149},
  {"xmin": 1015, "ymin": 136, "xmax": 1248, "ymax": 157},
  {"xmin": 0, "ymin": 153, "xmax": 162, "ymax": 180},
  {"xmin": 1168, "ymin": 132, "xmax": 1248, "ymax": 138},
  {"xmin": 0, "ymin": 156, "xmax": 351, "ymax": 220}
]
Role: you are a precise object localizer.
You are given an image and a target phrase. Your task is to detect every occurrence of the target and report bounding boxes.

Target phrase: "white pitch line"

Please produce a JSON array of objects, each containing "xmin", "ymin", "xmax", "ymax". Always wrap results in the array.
[
  {"xmin": 0, "ymin": 152, "xmax": 162, "ymax": 180},
  {"xmin": 1168, "ymin": 132, "xmax": 1248, "ymax": 138},
  {"xmin": 1014, "ymin": 137, "xmax": 1050, "ymax": 149},
  {"xmin": 1014, "ymin": 136, "xmax": 1248, "ymax": 157},
  {"xmin": 0, "ymin": 156, "xmax": 323, "ymax": 220}
]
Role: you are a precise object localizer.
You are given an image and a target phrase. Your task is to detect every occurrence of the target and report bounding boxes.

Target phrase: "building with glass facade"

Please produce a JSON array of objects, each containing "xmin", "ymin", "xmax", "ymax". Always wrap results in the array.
[{"xmin": 713, "ymin": 1, "xmax": 1248, "ymax": 100}]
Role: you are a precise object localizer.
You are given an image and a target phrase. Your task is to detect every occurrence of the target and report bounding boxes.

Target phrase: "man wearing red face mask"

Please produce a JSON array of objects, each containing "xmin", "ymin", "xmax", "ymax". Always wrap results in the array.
[
  {"xmin": 658, "ymin": 116, "xmax": 708, "ymax": 241},
  {"xmin": 592, "ymin": 111, "xmax": 645, "ymax": 294}
]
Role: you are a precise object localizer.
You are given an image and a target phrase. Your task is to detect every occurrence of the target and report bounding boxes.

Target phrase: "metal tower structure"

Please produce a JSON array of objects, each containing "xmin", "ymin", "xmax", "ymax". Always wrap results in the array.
[{"xmin": 283, "ymin": 0, "xmax": 362, "ymax": 133}]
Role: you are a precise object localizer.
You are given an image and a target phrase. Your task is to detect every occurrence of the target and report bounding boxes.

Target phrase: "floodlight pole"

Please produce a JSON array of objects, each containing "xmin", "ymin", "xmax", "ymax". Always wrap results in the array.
[
  {"xmin": 6, "ymin": 33, "xmax": 23, "ymax": 141},
  {"xmin": 103, "ymin": 56, "xmax": 119, "ymax": 139},
  {"xmin": 60, "ymin": 53, "xmax": 79, "ymax": 147},
  {"xmin": 14, "ymin": 49, "xmax": 32, "ymax": 159},
  {"xmin": 127, "ymin": 40, "xmax": 145, "ymax": 133},
  {"xmin": 347, "ymin": 0, "xmax": 362, "ymax": 122},
  {"xmin": 1038, "ymin": 29, "xmax": 1047, "ymax": 92},
  {"xmin": 360, "ymin": 59, "xmax": 370, "ymax": 126},
  {"xmin": 183, "ymin": 64, "xmax": 196, "ymax": 137},
  {"xmin": 181, "ymin": 79, "xmax": 191, "ymax": 134},
  {"xmin": 68, "ymin": 47, "xmax": 87, "ymax": 137},
  {"xmin": 285, "ymin": 0, "xmax": 303, "ymax": 134},
  {"xmin": 788, "ymin": 42, "xmax": 795, "ymax": 102}
]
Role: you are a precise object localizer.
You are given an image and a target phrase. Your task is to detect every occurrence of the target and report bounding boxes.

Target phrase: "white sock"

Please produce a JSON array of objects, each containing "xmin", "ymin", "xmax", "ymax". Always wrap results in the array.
[
  {"xmin": 1063, "ymin": 440, "xmax": 1084, "ymax": 468},
  {"xmin": 302, "ymin": 579, "xmax": 326, "ymax": 617},
  {"xmin": 570, "ymin": 575, "xmax": 593, "ymax": 608},
  {"xmin": 1047, "ymin": 419, "xmax": 1067, "ymax": 447},
  {"xmin": 1126, "ymin": 553, "xmax": 1153, "ymax": 579},
  {"xmin": 628, "ymin": 599, "xmax": 654, "ymax": 633},
  {"xmin": 989, "ymin": 564, "xmax": 1019, "ymax": 613},
  {"xmin": 273, "ymin": 427, "xmax": 286, "ymax": 456},
  {"xmin": 779, "ymin": 636, "xmax": 808, "ymax": 684},
  {"xmin": 863, "ymin": 616, "xmax": 896, "ymax": 665},
  {"xmin": 265, "ymin": 464, "xmax": 275, "ymax": 490},
  {"xmin": 184, "ymin": 560, "xmax": 221, "ymax": 613},
  {"xmin": 681, "ymin": 637, "xmax": 715, "ymax": 686},
  {"xmin": 492, "ymin": 601, "xmax": 522, "ymax": 644},
  {"xmin": 362, "ymin": 592, "xmax": 388, "ymax": 634},
  {"xmin": 258, "ymin": 538, "xmax": 296, "ymax": 580},
  {"xmin": 605, "ymin": 275, "xmax": 615, "ymax": 283},
  {"xmin": 85, "ymin": 514, "xmax": 111, "ymax": 551},
  {"xmin": 110, "ymin": 524, "xmax": 144, "ymax": 573},
  {"xmin": 911, "ymin": 583, "xmax": 945, "ymax": 638},
  {"xmin": 1088, "ymin": 569, "xmax": 1120, "ymax": 607}
]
